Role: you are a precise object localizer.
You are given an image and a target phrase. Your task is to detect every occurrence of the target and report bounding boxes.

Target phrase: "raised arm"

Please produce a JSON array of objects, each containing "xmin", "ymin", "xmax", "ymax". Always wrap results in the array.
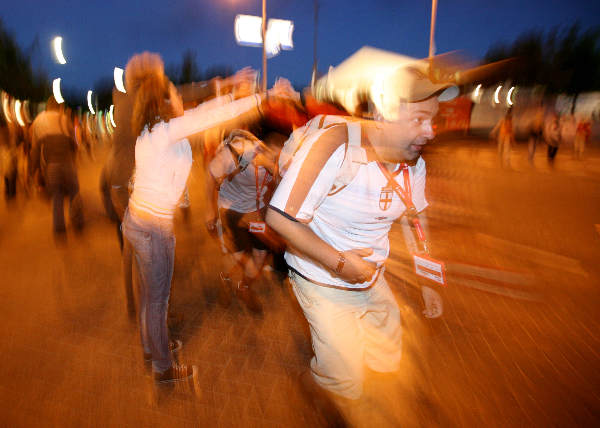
[
  {"xmin": 167, "ymin": 77, "xmax": 300, "ymax": 148},
  {"xmin": 167, "ymin": 93, "xmax": 264, "ymax": 144}
]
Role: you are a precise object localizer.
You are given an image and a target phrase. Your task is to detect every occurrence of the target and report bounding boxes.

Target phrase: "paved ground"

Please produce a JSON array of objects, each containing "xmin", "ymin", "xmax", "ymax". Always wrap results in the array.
[{"xmin": 1, "ymin": 136, "xmax": 599, "ymax": 427}]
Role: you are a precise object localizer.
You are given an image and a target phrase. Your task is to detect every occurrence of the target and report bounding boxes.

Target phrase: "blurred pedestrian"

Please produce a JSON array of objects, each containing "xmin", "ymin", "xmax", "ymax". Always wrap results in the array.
[
  {"xmin": 574, "ymin": 117, "xmax": 591, "ymax": 160},
  {"xmin": 205, "ymin": 129, "xmax": 278, "ymax": 314},
  {"xmin": 491, "ymin": 108, "xmax": 514, "ymax": 168},
  {"xmin": 528, "ymin": 106, "xmax": 544, "ymax": 164},
  {"xmin": 546, "ymin": 113, "xmax": 561, "ymax": 164},
  {"xmin": 2, "ymin": 119, "xmax": 19, "ymax": 201},
  {"xmin": 100, "ymin": 55, "xmax": 257, "ymax": 319},
  {"xmin": 120, "ymin": 51, "xmax": 293, "ymax": 384},
  {"xmin": 30, "ymin": 96, "xmax": 84, "ymax": 240},
  {"xmin": 267, "ymin": 63, "xmax": 453, "ymax": 424}
]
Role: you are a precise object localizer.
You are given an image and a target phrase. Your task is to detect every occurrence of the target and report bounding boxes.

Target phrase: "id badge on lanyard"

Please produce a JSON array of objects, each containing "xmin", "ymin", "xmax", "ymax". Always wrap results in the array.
[
  {"xmin": 249, "ymin": 164, "xmax": 269, "ymax": 234},
  {"xmin": 412, "ymin": 253, "xmax": 446, "ymax": 286},
  {"xmin": 249, "ymin": 221, "xmax": 266, "ymax": 233},
  {"xmin": 377, "ymin": 162, "xmax": 447, "ymax": 286}
]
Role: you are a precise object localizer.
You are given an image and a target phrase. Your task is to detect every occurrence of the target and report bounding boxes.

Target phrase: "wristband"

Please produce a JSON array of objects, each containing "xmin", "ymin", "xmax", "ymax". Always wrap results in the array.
[{"xmin": 334, "ymin": 251, "xmax": 346, "ymax": 275}]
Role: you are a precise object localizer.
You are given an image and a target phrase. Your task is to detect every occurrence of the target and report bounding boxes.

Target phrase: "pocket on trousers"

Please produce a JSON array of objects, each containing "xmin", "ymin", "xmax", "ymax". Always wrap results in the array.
[
  {"xmin": 290, "ymin": 273, "xmax": 316, "ymax": 309},
  {"xmin": 123, "ymin": 220, "xmax": 152, "ymax": 249}
]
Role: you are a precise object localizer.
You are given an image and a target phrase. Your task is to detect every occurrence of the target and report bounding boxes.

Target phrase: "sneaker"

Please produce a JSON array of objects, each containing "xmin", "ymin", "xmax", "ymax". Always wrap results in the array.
[
  {"xmin": 236, "ymin": 282, "xmax": 263, "ymax": 314},
  {"xmin": 144, "ymin": 339, "xmax": 183, "ymax": 363},
  {"xmin": 218, "ymin": 272, "xmax": 233, "ymax": 307},
  {"xmin": 154, "ymin": 362, "xmax": 197, "ymax": 384}
]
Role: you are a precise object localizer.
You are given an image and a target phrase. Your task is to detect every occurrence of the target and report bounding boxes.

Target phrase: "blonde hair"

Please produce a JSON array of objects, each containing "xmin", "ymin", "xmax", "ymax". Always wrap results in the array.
[
  {"xmin": 126, "ymin": 52, "xmax": 176, "ymax": 137},
  {"xmin": 125, "ymin": 52, "xmax": 164, "ymax": 94},
  {"xmin": 132, "ymin": 71, "xmax": 173, "ymax": 137}
]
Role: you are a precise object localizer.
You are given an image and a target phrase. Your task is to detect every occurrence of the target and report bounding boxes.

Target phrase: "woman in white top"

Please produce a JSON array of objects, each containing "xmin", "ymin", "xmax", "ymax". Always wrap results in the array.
[{"xmin": 120, "ymin": 52, "xmax": 289, "ymax": 383}]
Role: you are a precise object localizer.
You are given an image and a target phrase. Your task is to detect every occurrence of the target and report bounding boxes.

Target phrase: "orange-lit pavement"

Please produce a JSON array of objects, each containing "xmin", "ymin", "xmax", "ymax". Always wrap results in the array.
[{"xmin": 1, "ymin": 138, "xmax": 599, "ymax": 427}]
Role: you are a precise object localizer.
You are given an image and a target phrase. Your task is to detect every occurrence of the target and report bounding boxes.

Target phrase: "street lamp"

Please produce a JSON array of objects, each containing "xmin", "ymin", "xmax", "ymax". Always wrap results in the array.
[
  {"xmin": 234, "ymin": 1, "xmax": 293, "ymax": 90},
  {"xmin": 262, "ymin": 0, "xmax": 266, "ymax": 91}
]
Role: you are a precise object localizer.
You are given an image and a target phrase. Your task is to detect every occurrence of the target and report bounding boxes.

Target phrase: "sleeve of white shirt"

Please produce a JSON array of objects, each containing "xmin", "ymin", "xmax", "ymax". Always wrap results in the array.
[
  {"xmin": 165, "ymin": 94, "xmax": 262, "ymax": 144},
  {"xmin": 269, "ymin": 125, "xmax": 347, "ymax": 222},
  {"xmin": 412, "ymin": 157, "xmax": 428, "ymax": 213},
  {"xmin": 208, "ymin": 144, "xmax": 236, "ymax": 181}
]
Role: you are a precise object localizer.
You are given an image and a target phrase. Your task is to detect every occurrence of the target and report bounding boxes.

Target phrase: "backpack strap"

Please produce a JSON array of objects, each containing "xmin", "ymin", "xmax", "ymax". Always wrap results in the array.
[
  {"xmin": 330, "ymin": 121, "xmax": 367, "ymax": 194},
  {"xmin": 278, "ymin": 116, "xmax": 367, "ymax": 194}
]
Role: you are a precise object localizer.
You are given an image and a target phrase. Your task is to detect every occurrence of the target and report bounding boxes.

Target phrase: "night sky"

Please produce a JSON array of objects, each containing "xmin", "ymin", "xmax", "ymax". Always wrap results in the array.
[{"xmin": 2, "ymin": 0, "xmax": 599, "ymax": 101}]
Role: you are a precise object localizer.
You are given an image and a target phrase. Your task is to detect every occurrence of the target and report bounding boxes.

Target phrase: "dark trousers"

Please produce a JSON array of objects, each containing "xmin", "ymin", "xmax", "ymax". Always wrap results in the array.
[
  {"xmin": 547, "ymin": 145, "xmax": 559, "ymax": 162},
  {"xmin": 45, "ymin": 161, "xmax": 84, "ymax": 233},
  {"xmin": 4, "ymin": 172, "xmax": 17, "ymax": 199}
]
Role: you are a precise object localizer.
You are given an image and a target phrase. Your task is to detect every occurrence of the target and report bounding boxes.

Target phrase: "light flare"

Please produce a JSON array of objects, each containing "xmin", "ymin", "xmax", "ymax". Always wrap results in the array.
[
  {"xmin": 109, "ymin": 104, "xmax": 116, "ymax": 128},
  {"xmin": 14, "ymin": 100, "xmax": 25, "ymax": 126},
  {"xmin": 53, "ymin": 78, "xmax": 65, "ymax": 104},
  {"xmin": 53, "ymin": 36, "xmax": 67, "ymax": 64},
  {"xmin": 2, "ymin": 92, "xmax": 12, "ymax": 123},
  {"xmin": 493, "ymin": 85, "xmax": 502, "ymax": 104},
  {"xmin": 87, "ymin": 90, "xmax": 95, "ymax": 114},
  {"xmin": 114, "ymin": 67, "xmax": 126, "ymax": 93},
  {"xmin": 507, "ymin": 86, "xmax": 515, "ymax": 106}
]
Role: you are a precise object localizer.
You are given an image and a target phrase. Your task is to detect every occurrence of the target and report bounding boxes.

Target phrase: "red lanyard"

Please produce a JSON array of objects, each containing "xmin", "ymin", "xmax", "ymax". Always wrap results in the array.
[
  {"xmin": 376, "ymin": 162, "xmax": 427, "ymax": 244},
  {"xmin": 254, "ymin": 164, "xmax": 269, "ymax": 212}
]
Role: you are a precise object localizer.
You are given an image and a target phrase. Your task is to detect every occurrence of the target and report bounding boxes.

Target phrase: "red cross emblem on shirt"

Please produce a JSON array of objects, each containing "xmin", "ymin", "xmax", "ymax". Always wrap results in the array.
[{"xmin": 379, "ymin": 186, "xmax": 393, "ymax": 211}]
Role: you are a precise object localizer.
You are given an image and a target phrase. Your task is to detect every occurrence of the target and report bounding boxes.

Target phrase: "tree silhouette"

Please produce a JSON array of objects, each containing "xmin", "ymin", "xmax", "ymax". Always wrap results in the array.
[
  {"xmin": 484, "ymin": 23, "xmax": 600, "ymax": 95},
  {"xmin": 167, "ymin": 50, "xmax": 233, "ymax": 85},
  {"xmin": 0, "ymin": 18, "xmax": 49, "ymax": 101}
]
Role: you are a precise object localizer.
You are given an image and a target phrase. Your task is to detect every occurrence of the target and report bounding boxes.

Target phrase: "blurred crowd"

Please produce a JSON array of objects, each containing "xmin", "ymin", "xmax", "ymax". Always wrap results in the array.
[
  {"xmin": 490, "ymin": 103, "xmax": 593, "ymax": 168},
  {"xmin": 0, "ymin": 49, "xmax": 597, "ymax": 427}
]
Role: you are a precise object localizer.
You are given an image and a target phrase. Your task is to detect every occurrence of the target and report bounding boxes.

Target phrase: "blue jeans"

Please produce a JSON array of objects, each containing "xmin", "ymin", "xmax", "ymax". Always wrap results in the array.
[{"xmin": 122, "ymin": 209, "xmax": 175, "ymax": 373}]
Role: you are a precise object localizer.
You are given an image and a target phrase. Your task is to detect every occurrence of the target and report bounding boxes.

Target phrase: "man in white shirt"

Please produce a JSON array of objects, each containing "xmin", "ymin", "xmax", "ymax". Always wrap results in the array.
[
  {"xmin": 206, "ymin": 129, "xmax": 277, "ymax": 313},
  {"xmin": 30, "ymin": 96, "xmax": 83, "ymax": 239},
  {"xmin": 266, "ymin": 64, "xmax": 457, "ymax": 419}
]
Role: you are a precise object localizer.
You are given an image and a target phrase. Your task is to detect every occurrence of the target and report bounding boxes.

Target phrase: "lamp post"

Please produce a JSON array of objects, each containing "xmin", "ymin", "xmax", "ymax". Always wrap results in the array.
[
  {"xmin": 234, "ymin": 4, "xmax": 293, "ymax": 90},
  {"xmin": 311, "ymin": 0, "xmax": 319, "ymax": 89},
  {"xmin": 428, "ymin": 0, "xmax": 438, "ymax": 82},
  {"xmin": 262, "ymin": 0, "xmax": 267, "ymax": 91},
  {"xmin": 429, "ymin": 0, "xmax": 437, "ymax": 60}
]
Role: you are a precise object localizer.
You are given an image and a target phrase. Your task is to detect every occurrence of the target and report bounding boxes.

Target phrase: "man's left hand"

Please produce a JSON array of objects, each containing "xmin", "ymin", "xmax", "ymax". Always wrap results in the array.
[{"xmin": 422, "ymin": 285, "xmax": 443, "ymax": 318}]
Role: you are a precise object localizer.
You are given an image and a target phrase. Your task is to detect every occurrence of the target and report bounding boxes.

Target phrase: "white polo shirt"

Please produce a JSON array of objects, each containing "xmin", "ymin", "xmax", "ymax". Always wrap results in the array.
[{"xmin": 269, "ymin": 123, "xmax": 427, "ymax": 289}]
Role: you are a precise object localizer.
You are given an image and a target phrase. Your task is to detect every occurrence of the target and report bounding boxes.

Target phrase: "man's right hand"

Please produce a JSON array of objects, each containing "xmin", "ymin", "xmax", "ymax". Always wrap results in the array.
[
  {"xmin": 336, "ymin": 248, "xmax": 378, "ymax": 284},
  {"xmin": 268, "ymin": 78, "xmax": 300, "ymax": 101},
  {"xmin": 205, "ymin": 213, "xmax": 219, "ymax": 238},
  {"xmin": 228, "ymin": 67, "xmax": 258, "ymax": 98}
]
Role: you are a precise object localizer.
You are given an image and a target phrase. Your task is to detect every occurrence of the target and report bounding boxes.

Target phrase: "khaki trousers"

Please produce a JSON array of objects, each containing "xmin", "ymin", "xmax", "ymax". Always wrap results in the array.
[{"xmin": 290, "ymin": 271, "xmax": 402, "ymax": 399}]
